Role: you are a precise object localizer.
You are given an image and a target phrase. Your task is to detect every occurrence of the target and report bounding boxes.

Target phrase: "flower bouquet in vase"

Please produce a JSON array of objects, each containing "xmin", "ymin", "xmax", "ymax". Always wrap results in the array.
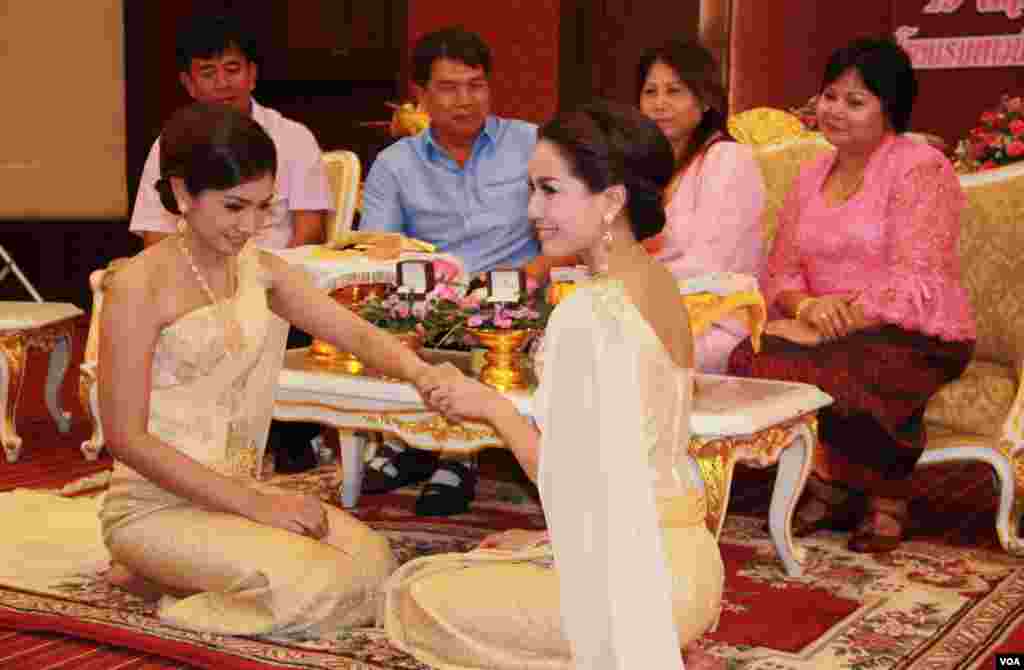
[
  {"xmin": 460, "ymin": 275, "xmax": 550, "ymax": 391},
  {"xmin": 954, "ymin": 95, "xmax": 1024, "ymax": 173}
]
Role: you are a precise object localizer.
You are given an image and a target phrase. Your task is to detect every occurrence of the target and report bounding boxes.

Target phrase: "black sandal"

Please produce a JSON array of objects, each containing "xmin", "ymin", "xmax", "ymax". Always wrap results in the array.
[
  {"xmin": 361, "ymin": 442, "xmax": 439, "ymax": 494},
  {"xmin": 415, "ymin": 460, "xmax": 478, "ymax": 517}
]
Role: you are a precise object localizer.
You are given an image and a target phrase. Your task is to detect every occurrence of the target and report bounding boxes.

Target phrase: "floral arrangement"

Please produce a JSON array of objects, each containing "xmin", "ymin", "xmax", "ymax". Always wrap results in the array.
[
  {"xmin": 357, "ymin": 274, "xmax": 552, "ymax": 350},
  {"xmin": 954, "ymin": 95, "xmax": 1024, "ymax": 173},
  {"xmin": 459, "ymin": 275, "xmax": 549, "ymax": 331}
]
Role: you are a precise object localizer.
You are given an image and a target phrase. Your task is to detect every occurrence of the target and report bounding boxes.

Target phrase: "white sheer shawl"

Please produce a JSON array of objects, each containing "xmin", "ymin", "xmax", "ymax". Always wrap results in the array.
[{"xmin": 535, "ymin": 281, "xmax": 692, "ymax": 670}]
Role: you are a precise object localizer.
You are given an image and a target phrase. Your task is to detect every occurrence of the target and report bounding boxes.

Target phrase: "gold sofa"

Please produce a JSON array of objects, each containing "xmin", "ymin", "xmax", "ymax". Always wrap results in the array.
[{"xmin": 750, "ymin": 130, "xmax": 1024, "ymax": 556}]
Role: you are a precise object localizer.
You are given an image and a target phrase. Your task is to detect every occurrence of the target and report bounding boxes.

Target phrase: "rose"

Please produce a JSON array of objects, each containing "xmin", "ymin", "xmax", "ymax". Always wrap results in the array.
[
  {"xmin": 1007, "ymin": 140, "xmax": 1024, "ymax": 158},
  {"xmin": 394, "ymin": 304, "xmax": 411, "ymax": 319},
  {"xmin": 1010, "ymin": 119, "xmax": 1024, "ymax": 137},
  {"xmin": 467, "ymin": 315, "xmax": 485, "ymax": 328},
  {"xmin": 980, "ymin": 110, "xmax": 1000, "ymax": 127}
]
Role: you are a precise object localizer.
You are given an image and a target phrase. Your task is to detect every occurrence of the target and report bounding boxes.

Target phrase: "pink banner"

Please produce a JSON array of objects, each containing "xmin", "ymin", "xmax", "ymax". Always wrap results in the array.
[{"xmin": 895, "ymin": 25, "xmax": 1024, "ymax": 68}]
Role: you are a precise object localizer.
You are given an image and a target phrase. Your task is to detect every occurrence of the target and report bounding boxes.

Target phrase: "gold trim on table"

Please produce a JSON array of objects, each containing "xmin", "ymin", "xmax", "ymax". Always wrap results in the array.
[{"xmin": 688, "ymin": 414, "xmax": 818, "ymax": 538}]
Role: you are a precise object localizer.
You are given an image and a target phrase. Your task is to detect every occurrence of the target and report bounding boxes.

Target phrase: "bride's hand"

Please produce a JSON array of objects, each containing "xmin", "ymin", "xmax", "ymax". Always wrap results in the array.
[
  {"xmin": 413, "ymin": 362, "xmax": 464, "ymax": 411},
  {"xmin": 428, "ymin": 375, "xmax": 503, "ymax": 423},
  {"xmin": 764, "ymin": 318, "xmax": 824, "ymax": 347}
]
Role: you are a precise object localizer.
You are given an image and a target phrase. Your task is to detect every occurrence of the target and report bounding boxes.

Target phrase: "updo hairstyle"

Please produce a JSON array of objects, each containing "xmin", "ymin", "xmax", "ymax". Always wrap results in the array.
[
  {"xmin": 538, "ymin": 100, "xmax": 675, "ymax": 242},
  {"xmin": 154, "ymin": 102, "xmax": 277, "ymax": 215}
]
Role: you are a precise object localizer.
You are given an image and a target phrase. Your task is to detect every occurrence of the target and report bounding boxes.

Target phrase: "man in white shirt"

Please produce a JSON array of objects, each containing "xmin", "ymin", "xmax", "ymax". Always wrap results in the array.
[
  {"xmin": 128, "ymin": 13, "xmax": 333, "ymax": 472},
  {"xmin": 129, "ymin": 13, "xmax": 331, "ymax": 249}
]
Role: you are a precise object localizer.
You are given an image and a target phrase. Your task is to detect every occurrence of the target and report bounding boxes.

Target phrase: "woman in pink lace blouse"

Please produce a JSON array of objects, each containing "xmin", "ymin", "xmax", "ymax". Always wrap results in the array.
[
  {"xmin": 638, "ymin": 40, "xmax": 766, "ymax": 373},
  {"xmin": 728, "ymin": 38, "xmax": 975, "ymax": 553}
]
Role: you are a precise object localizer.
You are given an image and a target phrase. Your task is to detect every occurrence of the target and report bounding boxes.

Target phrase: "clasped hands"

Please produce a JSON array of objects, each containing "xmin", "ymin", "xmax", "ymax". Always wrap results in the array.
[
  {"xmin": 413, "ymin": 362, "xmax": 502, "ymax": 424},
  {"xmin": 766, "ymin": 293, "xmax": 871, "ymax": 346}
]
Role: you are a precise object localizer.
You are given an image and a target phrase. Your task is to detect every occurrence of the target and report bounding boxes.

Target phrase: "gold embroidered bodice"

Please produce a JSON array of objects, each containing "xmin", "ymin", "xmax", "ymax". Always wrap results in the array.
[{"xmin": 102, "ymin": 245, "xmax": 289, "ymax": 536}]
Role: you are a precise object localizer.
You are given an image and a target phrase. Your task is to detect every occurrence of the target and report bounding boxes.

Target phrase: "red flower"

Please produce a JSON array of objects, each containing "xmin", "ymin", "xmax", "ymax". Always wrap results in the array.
[
  {"xmin": 1007, "ymin": 140, "xmax": 1024, "ymax": 158},
  {"xmin": 1010, "ymin": 119, "xmax": 1024, "ymax": 137},
  {"xmin": 980, "ymin": 111, "xmax": 1000, "ymax": 126}
]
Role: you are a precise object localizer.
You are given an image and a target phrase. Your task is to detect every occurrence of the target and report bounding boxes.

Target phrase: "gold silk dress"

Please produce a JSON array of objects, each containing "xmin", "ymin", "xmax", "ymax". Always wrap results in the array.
[
  {"xmin": 99, "ymin": 244, "xmax": 396, "ymax": 637},
  {"xmin": 380, "ymin": 279, "xmax": 724, "ymax": 669}
]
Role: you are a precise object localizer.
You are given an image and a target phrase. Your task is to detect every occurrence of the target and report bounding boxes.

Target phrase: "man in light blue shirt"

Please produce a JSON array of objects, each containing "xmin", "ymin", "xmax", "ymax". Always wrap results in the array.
[
  {"xmin": 360, "ymin": 27, "xmax": 538, "ymax": 515},
  {"xmin": 361, "ymin": 35, "xmax": 539, "ymax": 275}
]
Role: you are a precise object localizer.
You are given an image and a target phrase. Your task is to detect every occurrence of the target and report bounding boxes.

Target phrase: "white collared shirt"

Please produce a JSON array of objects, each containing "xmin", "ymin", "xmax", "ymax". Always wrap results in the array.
[{"xmin": 129, "ymin": 99, "xmax": 332, "ymax": 249}]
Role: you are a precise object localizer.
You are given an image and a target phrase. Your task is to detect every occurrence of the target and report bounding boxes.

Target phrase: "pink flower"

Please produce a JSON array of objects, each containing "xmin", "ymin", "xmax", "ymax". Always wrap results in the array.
[
  {"xmin": 411, "ymin": 301, "xmax": 428, "ymax": 319},
  {"xmin": 1010, "ymin": 119, "xmax": 1024, "ymax": 137},
  {"xmin": 467, "ymin": 315, "xmax": 485, "ymax": 328},
  {"xmin": 459, "ymin": 294, "xmax": 482, "ymax": 310},
  {"xmin": 432, "ymin": 284, "xmax": 459, "ymax": 302},
  {"xmin": 1007, "ymin": 140, "xmax": 1024, "ymax": 158},
  {"xmin": 431, "ymin": 259, "xmax": 460, "ymax": 282},
  {"xmin": 493, "ymin": 316, "xmax": 513, "ymax": 328},
  {"xmin": 526, "ymin": 276, "xmax": 540, "ymax": 295},
  {"xmin": 394, "ymin": 304, "xmax": 411, "ymax": 319}
]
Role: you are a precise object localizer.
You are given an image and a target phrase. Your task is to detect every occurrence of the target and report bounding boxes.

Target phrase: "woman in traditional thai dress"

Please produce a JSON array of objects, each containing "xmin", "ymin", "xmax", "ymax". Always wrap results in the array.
[
  {"xmin": 638, "ymin": 39, "xmax": 766, "ymax": 373},
  {"xmin": 98, "ymin": 102, "xmax": 454, "ymax": 636},
  {"xmin": 380, "ymin": 101, "xmax": 725, "ymax": 669},
  {"xmin": 728, "ymin": 38, "xmax": 976, "ymax": 553}
]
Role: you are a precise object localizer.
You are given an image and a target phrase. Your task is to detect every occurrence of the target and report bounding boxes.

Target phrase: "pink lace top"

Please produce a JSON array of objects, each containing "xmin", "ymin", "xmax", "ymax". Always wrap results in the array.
[{"xmin": 766, "ymin": 133, "xmax": 976, "ymax": 342}]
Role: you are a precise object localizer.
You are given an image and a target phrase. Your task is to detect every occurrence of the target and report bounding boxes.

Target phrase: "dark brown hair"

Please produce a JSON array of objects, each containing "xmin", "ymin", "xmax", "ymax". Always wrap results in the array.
[
  {"xmin": 539, "ymin": 100, "xmax": 675, "ymax": 242},
  {"xmin": 637, "ymin": 39, "xmax": 733, "ymax": 172},
  {"xmin": 822, "ymin": 37, "xmax": 917, "ymax": 133},
  {"xmin": 411, "ymin": 27, "xmax": 491, "ymax": 87},
  {"xmin": 155, "ymin": 103, "xmax": 276, "ymax": 215}
]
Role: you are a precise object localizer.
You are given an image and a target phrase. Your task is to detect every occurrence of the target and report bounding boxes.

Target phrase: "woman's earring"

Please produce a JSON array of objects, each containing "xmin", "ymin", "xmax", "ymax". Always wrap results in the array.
[{"xmin": 176, "ymin": 218, "xmax": 188, "ymax": 236}]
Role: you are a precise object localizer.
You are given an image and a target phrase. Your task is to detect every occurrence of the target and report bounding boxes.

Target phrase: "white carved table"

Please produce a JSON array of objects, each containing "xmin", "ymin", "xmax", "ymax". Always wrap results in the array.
[
  {"xmin": 274, "ymin": 349, "xmax": 832, "ymax": 576},
  {"xmin": 1, "ymin": 302, "xmax": 83, "ymax": 462}
]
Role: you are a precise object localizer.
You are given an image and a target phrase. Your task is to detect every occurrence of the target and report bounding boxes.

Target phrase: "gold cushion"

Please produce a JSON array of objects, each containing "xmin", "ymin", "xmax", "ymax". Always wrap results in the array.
[
  {"xmin": 752, "ymin": 136, "xmax": 833, "ymax": 243},
  {"xmin": 924, "ymin": 360, "xmax": 1017, "ymax": 437},
  {"xmin": 728, "ymin": 108, "xmax": 809, "ymax": 146},
  {"xmin": 958, "ymin": 162, "xmax": 1024, "ymax": 367}
]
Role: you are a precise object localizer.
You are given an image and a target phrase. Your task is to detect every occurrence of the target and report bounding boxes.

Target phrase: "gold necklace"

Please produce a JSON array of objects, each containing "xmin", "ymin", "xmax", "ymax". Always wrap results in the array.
[
  {"xmin": 177, "ymin": 233, "xmax": 244, "ymax": 355},
  {"xmin": 827, "ymin": 167, "xmax": 865, "ymax": 204}
]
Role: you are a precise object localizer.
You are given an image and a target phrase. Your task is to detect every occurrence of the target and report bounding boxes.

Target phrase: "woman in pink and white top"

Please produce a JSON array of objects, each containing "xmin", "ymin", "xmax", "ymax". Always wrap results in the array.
[
  {"xmin": 728, "ymin": 38, "xmax": 976, "ymax": 554},
  {"xmin": 638, "ymin": 39, "xmax": 766, "ymax": 373}
]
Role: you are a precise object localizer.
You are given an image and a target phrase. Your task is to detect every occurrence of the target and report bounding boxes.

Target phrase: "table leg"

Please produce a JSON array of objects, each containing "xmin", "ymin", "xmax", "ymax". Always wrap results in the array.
[
  {"xmin": 0, "ymin": 334, "xmax": 27, "ymax": 463},
  {"xmin": 338, "ymin": 429, "xmax": 368, "ymax": 508},
  {"xmin": 768, "ymin": 421, "xmax": 815, "ymax": 577},
  {"xmin": 45, "ymin": 334, "xmax": 72, "ymax": 433}
]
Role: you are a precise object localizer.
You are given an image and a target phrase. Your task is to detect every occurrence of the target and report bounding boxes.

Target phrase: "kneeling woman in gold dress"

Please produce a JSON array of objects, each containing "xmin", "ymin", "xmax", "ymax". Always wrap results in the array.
[
  {"xmin": 381, "ymin": 101, "xmax": 725, "ymax": 669},
  {"xmin": 97, "ymin": 103, "xmax": 455, "ymax": 636}
]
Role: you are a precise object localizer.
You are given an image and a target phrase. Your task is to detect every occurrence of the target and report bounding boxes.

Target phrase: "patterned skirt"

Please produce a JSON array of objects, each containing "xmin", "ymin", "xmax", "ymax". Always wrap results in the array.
[{"xmin": 728, "ymin": 326, "xmax": 973, "ymax": 498}]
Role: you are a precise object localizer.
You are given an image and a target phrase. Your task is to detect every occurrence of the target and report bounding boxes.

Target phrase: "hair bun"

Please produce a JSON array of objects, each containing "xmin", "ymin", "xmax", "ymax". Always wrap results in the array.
[{"xmin": 154, "ymin": 178, "xmax": 181, "ymax": 215}]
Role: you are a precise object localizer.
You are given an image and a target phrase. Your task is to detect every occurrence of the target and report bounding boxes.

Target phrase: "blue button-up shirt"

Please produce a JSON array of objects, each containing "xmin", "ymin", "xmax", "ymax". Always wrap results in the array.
[{"xmin": 360, "ymin": 116, "xmax": 540, "ymax": 275}]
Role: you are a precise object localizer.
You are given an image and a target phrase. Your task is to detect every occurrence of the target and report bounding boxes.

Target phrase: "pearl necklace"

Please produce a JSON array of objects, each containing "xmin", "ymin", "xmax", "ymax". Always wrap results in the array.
[{"xmin": 177, "ymin": 232, "xmax": 244, "ymax": 356}]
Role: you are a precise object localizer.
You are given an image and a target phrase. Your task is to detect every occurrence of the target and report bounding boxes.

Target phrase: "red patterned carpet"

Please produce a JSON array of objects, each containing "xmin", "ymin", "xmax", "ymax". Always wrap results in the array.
[{"xmin": 4, "ymin": 317, "xmax": 1024, "ymax": 669}]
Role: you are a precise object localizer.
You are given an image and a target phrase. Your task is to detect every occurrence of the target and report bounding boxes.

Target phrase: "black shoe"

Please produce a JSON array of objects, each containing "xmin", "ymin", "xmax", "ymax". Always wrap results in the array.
[
  {"xmin": 267, "ymin": 421, "xmax": 319, "ymax": 473},
  {"xmin": 361, "ymin": 443, "xmax": 440, "ymax": 494},
  {"xmin": 415, "ymin": 460, "xmax": 477, "ymax": 517}
]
